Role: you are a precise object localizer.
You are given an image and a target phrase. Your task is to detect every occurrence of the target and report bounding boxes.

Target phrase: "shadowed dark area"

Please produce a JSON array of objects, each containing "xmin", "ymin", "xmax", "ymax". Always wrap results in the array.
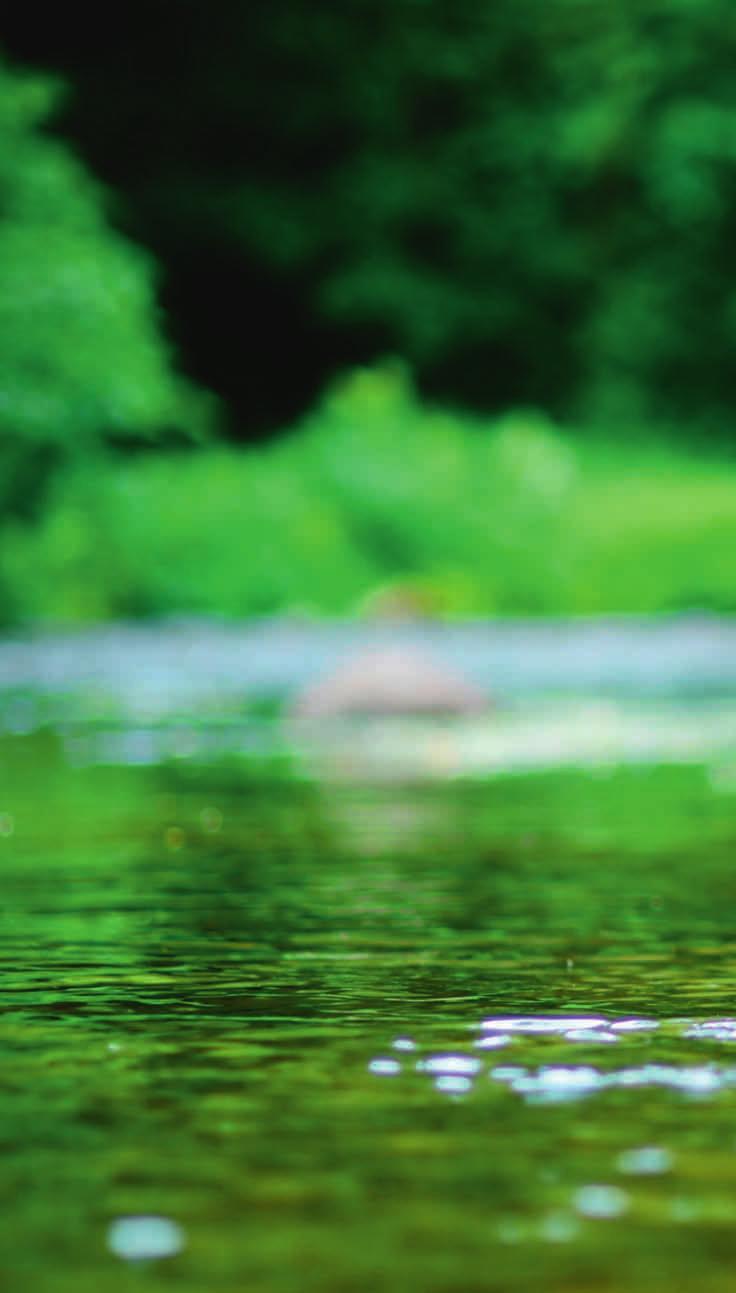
[
  {"xmin": 7, "ymin": 1, "xmax": 736, "ymax": 440},
  {"xmin": 0, "ymin": 5, "xmax": 396, "ymax": 438}
]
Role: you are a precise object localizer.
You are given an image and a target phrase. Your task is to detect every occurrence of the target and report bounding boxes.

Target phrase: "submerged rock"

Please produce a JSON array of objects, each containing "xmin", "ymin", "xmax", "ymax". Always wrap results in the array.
[{"xmin": 289, "ymin": 644, "xmax": 490, "ymax": 718}]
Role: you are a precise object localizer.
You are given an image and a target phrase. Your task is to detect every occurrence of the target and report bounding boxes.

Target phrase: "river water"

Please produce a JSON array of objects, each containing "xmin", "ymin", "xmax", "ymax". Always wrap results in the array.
[
  {"xmin": 2, "ymin": 618, "xmax": 736, "ymax": 1290},
  {"xmin": 3, "ymin": 614, "xmax": 736, "ymax": 714},
  {"xmin": 2, "ymin": 615, "xmax": 736, "ymax": 776}
]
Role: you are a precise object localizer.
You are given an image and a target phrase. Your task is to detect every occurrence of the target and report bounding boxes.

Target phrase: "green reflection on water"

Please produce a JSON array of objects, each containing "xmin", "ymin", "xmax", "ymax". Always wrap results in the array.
[{"xmin": 2, "ymin": 735, "xmax": 736, "ymax": 1291}]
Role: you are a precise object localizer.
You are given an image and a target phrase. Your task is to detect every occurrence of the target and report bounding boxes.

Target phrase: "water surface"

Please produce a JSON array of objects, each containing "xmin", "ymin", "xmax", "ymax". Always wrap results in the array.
[{"xmin": 3, "ymin": 739, "xmax": 736, "ymax": 1291}]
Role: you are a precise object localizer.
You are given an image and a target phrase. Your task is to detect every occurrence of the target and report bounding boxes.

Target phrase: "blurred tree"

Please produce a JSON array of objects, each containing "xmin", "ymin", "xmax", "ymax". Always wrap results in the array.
[
  {"xmin": 0, "ymin": 56, "xmax": 200, "ymax": 524},
  {"xmin": 5, "ymin": 1, "xmax": 736, "ymax": 436}
]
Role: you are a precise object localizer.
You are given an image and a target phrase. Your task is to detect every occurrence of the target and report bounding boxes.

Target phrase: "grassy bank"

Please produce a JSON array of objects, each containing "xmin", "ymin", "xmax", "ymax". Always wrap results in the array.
[{"xmin": 2, "ymin": 364, "xmax": 736, "ymax": 624}]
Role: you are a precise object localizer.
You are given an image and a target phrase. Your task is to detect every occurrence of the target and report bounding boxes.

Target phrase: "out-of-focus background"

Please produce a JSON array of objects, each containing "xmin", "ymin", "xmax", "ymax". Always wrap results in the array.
[
  {"xmin": 7, "ymin": 17, "xmax": 736, "ymax": 1289},
  {"xmin": 1, "ymin": 2, "xmax": 736, "ymax": 625}
]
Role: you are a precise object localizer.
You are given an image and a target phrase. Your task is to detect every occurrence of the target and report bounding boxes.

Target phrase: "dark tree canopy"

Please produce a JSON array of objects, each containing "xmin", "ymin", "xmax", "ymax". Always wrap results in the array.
[{"xmin": 4, "ymin": 0, "xmax": 736, "ymax": 438}]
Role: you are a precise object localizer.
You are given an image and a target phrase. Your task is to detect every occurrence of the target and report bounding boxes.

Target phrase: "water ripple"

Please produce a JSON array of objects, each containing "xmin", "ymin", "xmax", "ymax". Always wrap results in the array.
[{"xmin": 369, "ymin": 1016, "xmax": 736, "ymax": 1101}]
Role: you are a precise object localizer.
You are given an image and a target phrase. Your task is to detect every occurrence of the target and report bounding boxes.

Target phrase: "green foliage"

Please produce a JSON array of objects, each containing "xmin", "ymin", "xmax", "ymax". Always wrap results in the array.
[
  {"xmin": 287, "ymin": 364, "xmax": 577, "ymax": 613},
  {"xmin": 0, "ymin": 57, "xmax": 198, "ymax": 523},
  {"xmin": 3, "ymin": 363, "xmax": 736, "ymax": 624},
  {"xmin": 73, "ymin": 0, "xmax": 736, "ymax": 430}
]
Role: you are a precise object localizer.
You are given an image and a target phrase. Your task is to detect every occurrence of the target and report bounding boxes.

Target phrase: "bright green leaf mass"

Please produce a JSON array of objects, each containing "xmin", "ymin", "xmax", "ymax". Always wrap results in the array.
[{"xmin": 0, "ymin": 57, "xmax": 194, "ymax": 520}]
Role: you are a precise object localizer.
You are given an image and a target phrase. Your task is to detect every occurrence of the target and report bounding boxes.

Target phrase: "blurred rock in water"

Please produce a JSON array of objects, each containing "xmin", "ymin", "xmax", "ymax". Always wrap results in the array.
[{"xmin": 289, "ymin": 644, "xmax": 491, "ymax": 718}]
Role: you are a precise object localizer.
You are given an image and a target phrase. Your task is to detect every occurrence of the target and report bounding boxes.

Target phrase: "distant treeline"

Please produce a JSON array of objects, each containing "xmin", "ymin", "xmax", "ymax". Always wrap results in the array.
[
  {"xmin": 4, "ymin": 0, "xmax": 736, "ymax": 440},
  {"xmin": 4, "ymin": 366, "xmax": 736, "ymax": 625}
]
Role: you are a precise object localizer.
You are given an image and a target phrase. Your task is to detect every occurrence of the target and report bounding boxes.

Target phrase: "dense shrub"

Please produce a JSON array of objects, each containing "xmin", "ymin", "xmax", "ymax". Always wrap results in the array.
[{"xmin": 3, "ymin": 365, "xmax": 735, "ymax": 624}]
